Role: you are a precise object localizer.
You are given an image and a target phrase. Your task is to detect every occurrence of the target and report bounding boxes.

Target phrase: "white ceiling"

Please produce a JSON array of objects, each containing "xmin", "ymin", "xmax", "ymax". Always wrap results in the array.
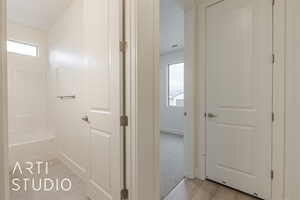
[
  {"xmin": 160, "ymin": 0, "xmax": 184, "ymax": 55},
  {"xmin": 7, "ymin": 0, "xmax": 74, "ymax": 31},
  {"xmin": 8, "ymin": 0, "xmax": 184, "ymax": 52}
]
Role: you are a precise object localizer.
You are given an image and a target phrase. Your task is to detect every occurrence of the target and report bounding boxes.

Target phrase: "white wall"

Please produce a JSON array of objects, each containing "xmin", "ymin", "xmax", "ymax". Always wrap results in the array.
[
  {"xmin": 7, "ymin": 22, "xmax": 52, "ymax": 145},
  {"xmin": 48, "ymin": 0, "xmax": 88, "ymax": 178},
  {"xmin": 160, "ymin": 50, "xmax": 184, "ymax": 135},
  {"xmin": 160, "ymin": 0, "xmax": 184, "ymax": 54},
  {"xmin": 285, "ymin": 0, "xmax": 300, "ymax": 199}
]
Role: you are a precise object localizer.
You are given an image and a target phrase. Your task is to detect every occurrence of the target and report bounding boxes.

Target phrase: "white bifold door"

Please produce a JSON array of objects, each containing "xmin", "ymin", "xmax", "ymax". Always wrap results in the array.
[
  {"xmin": 84, "ymin": 0, "xmax": 122, "ymax": 199},
  {"xmin": 205, "ymin": 0, "xmax": 273, "ymax": 199}
]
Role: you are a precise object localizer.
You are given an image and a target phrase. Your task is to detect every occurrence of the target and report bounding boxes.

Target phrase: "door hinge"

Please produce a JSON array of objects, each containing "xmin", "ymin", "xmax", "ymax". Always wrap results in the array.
[
  {"xmin": 120, "ymin": 115, "xmax": 128, "ymax": 127},
  {"xmin": 271, "ymin": 170, "xmax": 274, "ymax": 180},
  {"xmin": 204, "ymin": 112, "xmax": 207, "ymax": 119},
  {"xmin": 272, "ymin": 112, "xmax": 275, "ymax": 122},
  {"xmin": 272, "ymin": 0, "xmax": 275, "ymax": 6},
  {"xmin": 272, "ymin": 54, "xmax": 275, "ymax": 64},
  {"xmin": 120, "ymin": 41, "xmax": 128, "ymax": 52},
  {"xmin": 121, "ymin": 188, "xmax": 129, "ymax": 200}
]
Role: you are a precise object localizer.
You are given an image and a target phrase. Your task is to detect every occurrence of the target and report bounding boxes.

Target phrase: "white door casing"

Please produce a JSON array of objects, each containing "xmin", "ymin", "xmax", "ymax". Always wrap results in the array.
[
  {"xmin": 84, "ymin": 0, "xmax": 122, "ymax": 199},
  {"xmin": 184, "ymin": 5, "xmax": 197, "ymax": 179},
  {"xmin": 205, "ymin": 0, "xmax": 273, "ymax": 199},
  {"xmin": 0, "ymin": 0, "xmax": 8, "ymax": 199}
]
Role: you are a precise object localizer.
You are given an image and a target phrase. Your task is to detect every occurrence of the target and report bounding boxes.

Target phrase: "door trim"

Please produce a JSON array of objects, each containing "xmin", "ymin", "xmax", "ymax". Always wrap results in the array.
[
  {"xmin": 125, "ymin": 0, "xmax": 160, "ymax": 199},
  {"xmin": 0, "ymin": 0, "xmax": 9, "ymax": 199},
  {"xmin": 184, "ymin": 3, "xmax": 197, "ymax": 179},
  {"xmin": 196, "ymin": 0, "xmax": 286, "ymax": 199}
]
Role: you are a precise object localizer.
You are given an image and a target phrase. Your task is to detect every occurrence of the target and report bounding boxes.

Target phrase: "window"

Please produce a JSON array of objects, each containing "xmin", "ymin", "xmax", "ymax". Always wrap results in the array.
[
  {"xmin": 7, "ymin": 40, "xmax": 38, "ymax": 56},
  {"xmin": 168, "ymin": 63, "xmax": 184, "ymax": 107}
]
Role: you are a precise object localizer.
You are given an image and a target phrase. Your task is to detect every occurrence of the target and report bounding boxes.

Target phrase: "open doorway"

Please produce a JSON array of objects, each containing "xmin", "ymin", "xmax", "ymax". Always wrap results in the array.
[
  {"xmin": 160, "ymin": 0, "xmax": 273, "ymax": 199},
  {"xmin": 4, "ymin": 0, "xmax": 123, "ymax": 199},
  {"xmin": 160, "ymin": 0, "xmax": 185, "ymax": 198},
  {"xmin": 6, "ymin": 1, "xmax": 86, "ymax": 199}
]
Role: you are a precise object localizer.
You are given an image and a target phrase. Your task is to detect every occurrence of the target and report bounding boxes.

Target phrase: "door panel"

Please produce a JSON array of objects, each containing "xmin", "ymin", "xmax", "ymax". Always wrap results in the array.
[
  {"xmin": 205, "ymin": 0, "xmax": 272, "ymax": 198},
  {"xmin": 90, "ymin": 130, "xmax": 111, "ymax": 193},
  {"xmin": 84, "ymin": 0, "xmax": 121, "ymax": 199}
]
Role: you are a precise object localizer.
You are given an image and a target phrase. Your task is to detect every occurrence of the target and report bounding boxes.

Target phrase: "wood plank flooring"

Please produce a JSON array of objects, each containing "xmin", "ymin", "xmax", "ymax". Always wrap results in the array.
[{"xmin": 164, "ymin": 179, "xmax": 260, "ymax": 200}]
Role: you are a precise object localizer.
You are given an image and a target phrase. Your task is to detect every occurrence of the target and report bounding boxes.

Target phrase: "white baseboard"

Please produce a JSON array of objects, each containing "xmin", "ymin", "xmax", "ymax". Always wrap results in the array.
[
  {"xmin": 9, "ymin": 137, "xmax": 56, "ymax": 169},
  {"xmin": 195, "ymin": 156, "xmax": 206, "ymax": 180},
  {"xmin": 58, "ymin": 152, "xmax": 87, "ymax": 181},
  {"xmin": 195, "ymin": 167, "xmax": 205, "ymax": 180}
]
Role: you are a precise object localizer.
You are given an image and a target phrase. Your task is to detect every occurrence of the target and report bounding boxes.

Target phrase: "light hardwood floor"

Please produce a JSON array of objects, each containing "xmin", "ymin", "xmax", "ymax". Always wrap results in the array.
[{"xmin": 164, "ymin": 179, "xmax": 260, "ymax": 200}]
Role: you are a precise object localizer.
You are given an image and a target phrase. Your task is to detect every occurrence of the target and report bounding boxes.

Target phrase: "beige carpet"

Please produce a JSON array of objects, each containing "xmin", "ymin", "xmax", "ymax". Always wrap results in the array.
[{"xmin": 160, "ymin": 132, "xmax": 184, "ymax": 199}]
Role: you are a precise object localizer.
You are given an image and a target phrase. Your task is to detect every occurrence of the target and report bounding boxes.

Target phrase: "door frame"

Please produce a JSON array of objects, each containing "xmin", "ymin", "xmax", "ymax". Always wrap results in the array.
[
  {"xmin": 127, "ymin": 0, "xmax": 286, "ymax": 200},
  {"xmin": 0, "ymin": 0, "xmax": 9, "ymax": 198},
  {"xmin": 126, "ymin": 0, "xmax": 196, "ymax": 199}
]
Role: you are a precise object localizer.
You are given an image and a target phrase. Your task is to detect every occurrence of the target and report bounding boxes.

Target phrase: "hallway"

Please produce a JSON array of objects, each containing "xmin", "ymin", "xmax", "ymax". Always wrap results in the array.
[
  {"xmin": 164, "ymin": 179, "xmax": 259, "ymax": 200},
  {"xmin": 160, "ymin": 132, "xmax": 184, "ymax": 198}
]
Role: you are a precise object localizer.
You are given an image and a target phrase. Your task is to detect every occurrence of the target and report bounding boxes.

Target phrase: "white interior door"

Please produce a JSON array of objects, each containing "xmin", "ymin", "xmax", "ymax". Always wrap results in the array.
[
  {"xmin": 84, "ymin": 0, "xmax": 122, "ymax": 199},
  {"xmin": 205, "ymin": 0, "xmax": 273, "ymax": 199}
]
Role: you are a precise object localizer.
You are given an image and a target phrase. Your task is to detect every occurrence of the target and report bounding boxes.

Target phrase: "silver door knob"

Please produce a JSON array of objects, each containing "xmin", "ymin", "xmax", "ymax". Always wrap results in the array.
[
  {"xmin": 81, "ymin": 115, "xmax": 90, "ymax": 123},
  {"xmin": 207, "ymin": 113, "xmax": 217, "ymax": 118}
]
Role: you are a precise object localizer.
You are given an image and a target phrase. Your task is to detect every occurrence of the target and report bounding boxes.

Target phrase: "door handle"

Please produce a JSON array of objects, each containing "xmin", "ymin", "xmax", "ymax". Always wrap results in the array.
[
  {"xmin": 81, "ymin": 115, "xmax": 90, "ymax": 123},
  {"xmin": 207, "ymin": 113, "xmax": 217, "ymax": 118}
]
